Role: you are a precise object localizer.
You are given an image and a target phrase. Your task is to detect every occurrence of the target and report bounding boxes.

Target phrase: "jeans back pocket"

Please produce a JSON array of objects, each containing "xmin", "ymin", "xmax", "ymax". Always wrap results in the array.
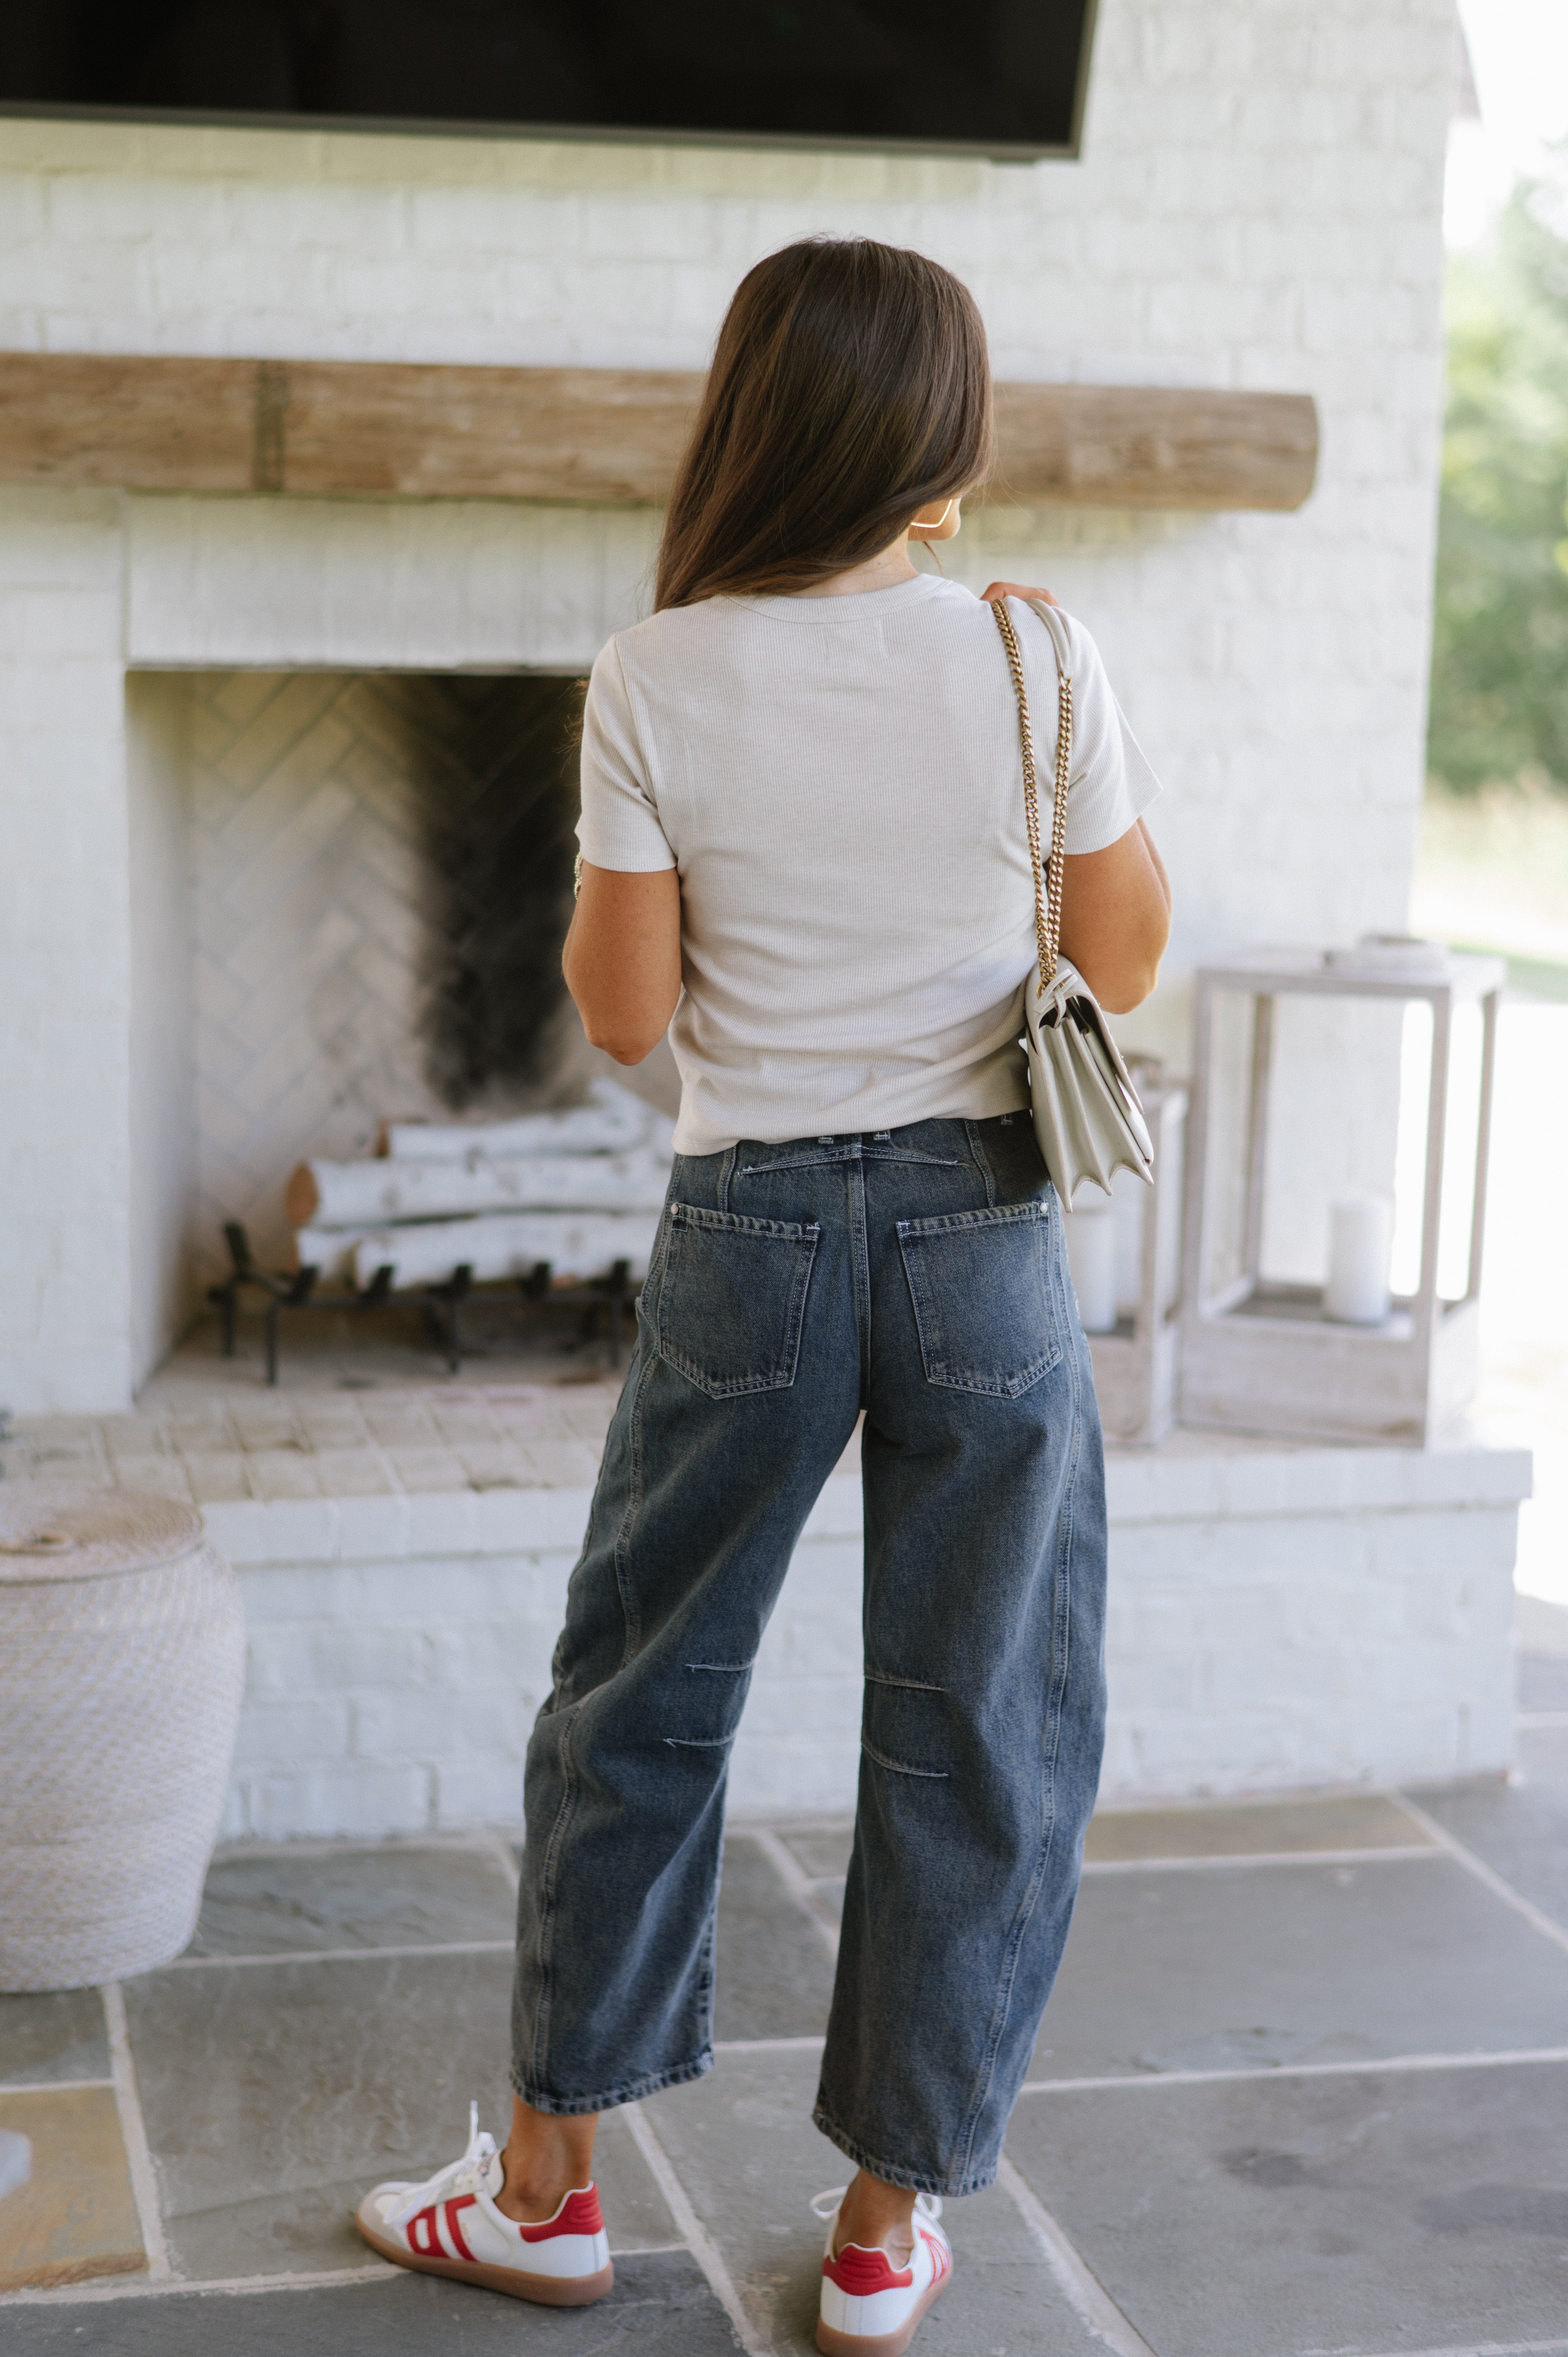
[
  {"xmin": 656, "ymin": 1203, "xmax": 820, "ymax": 1398},
  {"xmin": 898, "ymin": 1199, "xmax": 1063, "ymax": 1399}
]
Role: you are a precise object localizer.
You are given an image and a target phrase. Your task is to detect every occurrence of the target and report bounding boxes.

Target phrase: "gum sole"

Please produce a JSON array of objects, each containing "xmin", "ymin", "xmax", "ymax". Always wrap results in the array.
[
  {"xmin": 815, "ymin": 2267, "xmax": 948, "ymax": 2356},
  {"xmin": 355, "ymin": 2212, "xmax": 614, "ymax": 2306}
]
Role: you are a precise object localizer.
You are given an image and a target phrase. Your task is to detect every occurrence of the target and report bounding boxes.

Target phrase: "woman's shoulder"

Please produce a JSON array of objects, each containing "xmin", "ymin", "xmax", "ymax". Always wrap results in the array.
[
  {"xmin": 605, "ymin": 599, "xmax": 740, "ymax": 661},
  {"xmin": 989, "ymin": 594, "xmax": 1113, "ymax": 689},
  {"xmin": 597, "ymin": 580, "xmax": 1109, "ymax": 687},
  {"xmin": 916, "ymin": 578, "xmax": 1095, "ymax": 648}
]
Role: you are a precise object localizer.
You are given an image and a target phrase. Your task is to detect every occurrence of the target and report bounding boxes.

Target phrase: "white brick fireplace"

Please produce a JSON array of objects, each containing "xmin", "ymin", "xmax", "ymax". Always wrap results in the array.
[
  {"xmin": 19, "ymin": 494, "xmax": 665, "ymax": 1400},
  {"xmin": 0, "ymin": 0, "xmax": 1531, "ymax": 1819},
  {"xmin": 0, "ymin": 0, "xmax": 1466, "ymax": 1412}
]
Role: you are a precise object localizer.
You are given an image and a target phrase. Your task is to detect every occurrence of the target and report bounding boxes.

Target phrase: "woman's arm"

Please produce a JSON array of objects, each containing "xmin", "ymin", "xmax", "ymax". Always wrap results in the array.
[
  {"xmin": 1059, "ymin": 820, "xmax": 1171, "ymax": 1012},
  {"xmin": 562, "ymin": 862, "xmax": 683, "ymax": 1064},
  {"xmin": 981, "ymin": 578, "xmax": 1171, "ymax": 1012}
]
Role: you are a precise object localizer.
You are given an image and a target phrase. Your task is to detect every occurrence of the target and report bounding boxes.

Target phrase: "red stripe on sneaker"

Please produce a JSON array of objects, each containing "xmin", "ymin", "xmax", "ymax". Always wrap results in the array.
[
  {"xmin": 406, "ymin": 2205, "xmax": 442, "ymax": 2257},
  {"xmin": 920, "ymin": 2230, "xmax": 950, "ymax": 2281},
  {"xmin": 516, "ymin": 2187, "xmax": 604, "ymax": 2243},
  {"xmin": 824, "ymin": 2244, "xmax": 915, "ymax": 2295},
  {"xmin": 443, "ymin": 2195, "xmax": 477, "ymax": 2262}
]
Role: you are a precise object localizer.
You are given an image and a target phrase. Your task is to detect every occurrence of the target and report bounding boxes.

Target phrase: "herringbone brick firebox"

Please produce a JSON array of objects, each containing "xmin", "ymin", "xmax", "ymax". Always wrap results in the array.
[{"xmin": 134, "ymin": 668, "xmax": 588, "ymax": 1291}]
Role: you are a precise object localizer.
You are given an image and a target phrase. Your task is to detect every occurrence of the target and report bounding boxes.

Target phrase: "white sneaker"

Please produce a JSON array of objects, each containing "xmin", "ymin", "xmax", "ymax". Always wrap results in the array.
[
  {"xmin": 812, "ymin": 2186, "xmax": 953, "ymax": 2356},
  {"xmin": 354, "ymin": 2103, "xmax": 613, "ymax": 2307}
]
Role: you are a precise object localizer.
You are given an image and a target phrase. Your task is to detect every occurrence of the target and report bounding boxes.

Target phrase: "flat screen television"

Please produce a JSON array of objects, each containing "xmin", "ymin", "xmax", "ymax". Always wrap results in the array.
[{"xmin": 0, "ymin": 3, "xmax": 1098, "ymax": 160}]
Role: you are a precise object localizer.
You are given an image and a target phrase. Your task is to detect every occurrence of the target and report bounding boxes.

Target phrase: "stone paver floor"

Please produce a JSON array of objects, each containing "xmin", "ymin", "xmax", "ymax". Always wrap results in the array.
[{"xmin": 5, "ymin": 1604, "xmax": 1568, "ymax": 2356}]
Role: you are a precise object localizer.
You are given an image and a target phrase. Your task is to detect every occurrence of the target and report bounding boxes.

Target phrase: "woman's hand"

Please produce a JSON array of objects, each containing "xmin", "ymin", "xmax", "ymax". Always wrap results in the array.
[
  {"xmin": 562, "ymin": 863, "xmax": 683, "ymax": 1064},
  {"xmin": 980, "ymin": 582, "xmax": 1060, "ymax": 606}
]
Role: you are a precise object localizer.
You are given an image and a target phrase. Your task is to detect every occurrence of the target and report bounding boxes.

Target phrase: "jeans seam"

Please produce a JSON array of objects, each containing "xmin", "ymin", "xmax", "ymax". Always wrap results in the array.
[
  {"xmin": 529, "ymin": 1698, "xmax": 583, "ymax": 2097},
  {"xmin": 671, "ymin": 1203, "xmax": 818, "ymax": 1239},
  {"xmin": 861, "ymin": 1737, "xmax": 949, "ymax": 1780},
  {"xmin": 862, "ymin": 1148, "xmax": 964, "ymax": 1167},
  {"xmin": 849, "ymin": 1156, "xmax": 872, "ymax": 1403},
  {"xmin": 695, "ymin": 1898, "xmax": 717, "ymax": 2056},
  {"xmin": 953, "ymin": 1299, "xmax": 1086, "ymax": 2185},
  {"xmin": 736, "ymin": 1148, "xmax": 853, "ymax": 1175},
  {"xmin": 899, "ymin": 1201, "xmax": 1045, "ymax": 1237},
  {"xmin": 613, "ymin": 1333, "xmax": 660, "ymax": 1670},
  {"xmin": 965, "ymin": 1117, "xmax": 1001, "ymax": 1208}
]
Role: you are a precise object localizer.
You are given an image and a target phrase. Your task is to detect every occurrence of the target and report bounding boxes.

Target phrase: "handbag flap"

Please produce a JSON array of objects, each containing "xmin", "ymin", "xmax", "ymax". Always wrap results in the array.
[{"xmin": 1025, "ymin": 960, "xmax": 1154, "ymax": 1167}]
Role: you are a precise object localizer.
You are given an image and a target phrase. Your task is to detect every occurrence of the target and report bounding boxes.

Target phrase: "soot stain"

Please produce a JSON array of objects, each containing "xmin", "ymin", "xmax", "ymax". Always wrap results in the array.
[{"xmin": 411, "ymin": 673, "xmax": 586, "ymax": 1110}]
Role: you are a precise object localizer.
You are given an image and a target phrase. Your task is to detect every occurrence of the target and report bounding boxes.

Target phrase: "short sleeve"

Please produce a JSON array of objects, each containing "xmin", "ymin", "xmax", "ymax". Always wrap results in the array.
[
  {"xmin": 1018, "ymin": 604, "xmax": 1161, "ymax": 857},
  {"xmin": 576, "ymin": 637, "xmax": 678, "ymax": 873}
]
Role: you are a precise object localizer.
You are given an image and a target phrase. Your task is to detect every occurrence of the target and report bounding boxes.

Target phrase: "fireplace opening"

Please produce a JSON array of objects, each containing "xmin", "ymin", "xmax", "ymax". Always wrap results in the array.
[
  {"xmin": 412, "ymin": 674, "xmax": 583, "ymax": 1110},
  {"xmin": 125, "ymin": 666, "xmax": 671, "ymax": 1387}
]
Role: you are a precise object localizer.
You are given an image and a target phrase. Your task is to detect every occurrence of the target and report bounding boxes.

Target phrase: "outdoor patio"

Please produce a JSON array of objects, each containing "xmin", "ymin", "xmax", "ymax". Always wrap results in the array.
[{"xmin": 4, "ymin": 1597, "xmax": 1567, "ymax": 2357}]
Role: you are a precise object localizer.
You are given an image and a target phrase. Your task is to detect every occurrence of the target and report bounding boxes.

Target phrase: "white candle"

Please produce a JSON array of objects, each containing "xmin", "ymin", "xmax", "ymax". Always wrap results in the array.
[
  {"xmin": 1324, "ymin": 1194, "xmax": 1394, "ymax": 1325},
  {"xmin": 1065, "ymin": 1189, "xmax": 1118, "ymax": 1334}
]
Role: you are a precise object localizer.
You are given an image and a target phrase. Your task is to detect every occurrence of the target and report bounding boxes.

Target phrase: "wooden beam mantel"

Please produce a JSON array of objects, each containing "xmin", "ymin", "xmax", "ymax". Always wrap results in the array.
[{"xmin": 0, "ymin": 353, "xmax": 1317, "ymax": 513}]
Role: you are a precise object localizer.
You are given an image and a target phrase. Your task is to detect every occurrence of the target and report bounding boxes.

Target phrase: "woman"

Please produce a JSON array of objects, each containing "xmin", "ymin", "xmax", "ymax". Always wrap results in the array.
[{"xmin": 357, "ymin": 236, "xmax": 1170, "ymax": 2356}]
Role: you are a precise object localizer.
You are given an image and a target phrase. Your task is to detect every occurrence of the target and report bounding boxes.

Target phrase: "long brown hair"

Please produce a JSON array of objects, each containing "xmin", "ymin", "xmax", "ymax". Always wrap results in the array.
[{"xmin": 654, "ymin": 239, "xmax": 993, "ymax": 611}]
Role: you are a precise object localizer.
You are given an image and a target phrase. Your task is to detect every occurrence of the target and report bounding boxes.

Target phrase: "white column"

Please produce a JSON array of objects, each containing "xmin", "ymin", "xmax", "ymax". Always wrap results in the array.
[{"xmin": 0, "ymin": 489, "xmax": 134, "ymax": 1412}]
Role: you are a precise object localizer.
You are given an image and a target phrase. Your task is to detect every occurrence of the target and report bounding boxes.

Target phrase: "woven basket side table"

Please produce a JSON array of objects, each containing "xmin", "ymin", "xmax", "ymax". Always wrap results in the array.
[{"xmin": 0, "ymin": 1485, "xmax": 245, "ymax": 1992}]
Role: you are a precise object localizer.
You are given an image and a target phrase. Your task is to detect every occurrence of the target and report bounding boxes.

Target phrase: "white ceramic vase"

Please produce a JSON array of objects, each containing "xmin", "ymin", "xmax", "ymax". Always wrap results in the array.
[{"xmin": 0, "ymin": 1484, "xmax": 245, "ymax": 1991}]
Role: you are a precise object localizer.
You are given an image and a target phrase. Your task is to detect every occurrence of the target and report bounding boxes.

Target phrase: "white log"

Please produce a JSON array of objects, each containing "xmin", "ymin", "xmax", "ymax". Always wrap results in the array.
[
  {"xmin": 291, "ymin": 1141, "xmax": 673, "ymax": 1228},
  {"xmin": 349, "ymin": 1210, "xmax": 662, "ymax": 1291},
  {"xmin": 291, "ymin": 1228, "xmax": 381, "ymax": 1281},
  {"xmin": 383, "ymin": 1076, "xmax": 669, "ymax": 1162}
]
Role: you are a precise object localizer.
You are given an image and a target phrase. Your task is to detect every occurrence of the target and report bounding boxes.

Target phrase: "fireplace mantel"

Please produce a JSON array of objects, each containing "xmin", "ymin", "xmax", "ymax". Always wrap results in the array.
[{"xmin": 0, "ymin": 352, "xmax": 1317, "ymax": 513}]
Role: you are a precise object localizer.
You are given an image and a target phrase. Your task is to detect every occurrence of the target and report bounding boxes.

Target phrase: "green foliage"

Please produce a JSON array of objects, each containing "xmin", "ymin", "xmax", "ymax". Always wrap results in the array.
[{"xmin": 1429, "ymin": 183, "xmax": 1568, "ymax": 793}]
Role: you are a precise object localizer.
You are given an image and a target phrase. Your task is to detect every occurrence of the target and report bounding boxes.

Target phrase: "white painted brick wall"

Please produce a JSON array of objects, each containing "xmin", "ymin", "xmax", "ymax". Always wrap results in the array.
[
  {"xmin": 0, "ymin": 490, "xmax": 134, "ymax": 1413},
  {"xmin": 212, "ymin": 1438, "xmax": 1529, "ymax": 1838},
  {"xmin": 218, "ymin": 1473, "xmax": 871, "ymax": 1836},
  {"xmin": 122, "ymin": 495, "xmax": 664, "ymax": 677},
  {"xmin": 0, "ymin": 0, "xmax": 1457, "ymax": 1406}
]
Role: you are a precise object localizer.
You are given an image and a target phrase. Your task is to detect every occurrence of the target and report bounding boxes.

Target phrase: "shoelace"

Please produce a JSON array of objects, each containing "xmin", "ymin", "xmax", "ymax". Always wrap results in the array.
[
  {"xmin": 385, "ymin": 2100, "xmax": 498, "ymax": 2228},
  {"xmin": 809, "ymin": 2187, "xmax": 945, "ymax": 2228}
]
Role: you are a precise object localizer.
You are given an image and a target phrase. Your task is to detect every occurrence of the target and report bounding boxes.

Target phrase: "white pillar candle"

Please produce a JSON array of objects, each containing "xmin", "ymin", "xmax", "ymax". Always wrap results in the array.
[
  {"xmin": 1324, "ymin": 1194, "xmax": 1394, "ymax": 1325},
  {"xmin": 1065, "ymin": 1189, "xmax": 1119, "ymax": 1334}
]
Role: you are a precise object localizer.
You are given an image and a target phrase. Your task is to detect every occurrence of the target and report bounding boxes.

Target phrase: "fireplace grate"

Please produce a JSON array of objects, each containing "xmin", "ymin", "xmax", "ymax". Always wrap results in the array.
[{"xmin": 207, "ymin": 1224, "xmax": 635, "ymax": 1386}]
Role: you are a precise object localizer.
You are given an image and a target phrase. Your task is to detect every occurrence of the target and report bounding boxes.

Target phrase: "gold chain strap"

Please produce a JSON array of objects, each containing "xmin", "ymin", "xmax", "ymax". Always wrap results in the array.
[{"xmin": 991, "ymin": 598, "xmax": 1072, "ymax": 992}]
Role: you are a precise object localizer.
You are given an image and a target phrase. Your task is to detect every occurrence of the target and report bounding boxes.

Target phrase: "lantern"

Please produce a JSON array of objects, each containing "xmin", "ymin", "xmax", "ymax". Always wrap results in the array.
[{"xmin": 1177, "ymin": 942, "xmax": 1502, "ymax": 1445}]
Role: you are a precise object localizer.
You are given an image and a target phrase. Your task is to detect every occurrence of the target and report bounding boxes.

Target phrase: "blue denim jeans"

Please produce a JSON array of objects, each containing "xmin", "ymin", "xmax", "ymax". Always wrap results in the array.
[{"xmin": 510, "ymin": 1113, "xmax": 1107, "ymax": 2196}]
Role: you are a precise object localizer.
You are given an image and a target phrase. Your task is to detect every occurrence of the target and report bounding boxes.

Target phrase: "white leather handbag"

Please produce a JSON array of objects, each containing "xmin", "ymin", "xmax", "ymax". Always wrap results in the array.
[{"xmin": 991, "ymin": 596, "xmax": 1154, "ymax": 1205}]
